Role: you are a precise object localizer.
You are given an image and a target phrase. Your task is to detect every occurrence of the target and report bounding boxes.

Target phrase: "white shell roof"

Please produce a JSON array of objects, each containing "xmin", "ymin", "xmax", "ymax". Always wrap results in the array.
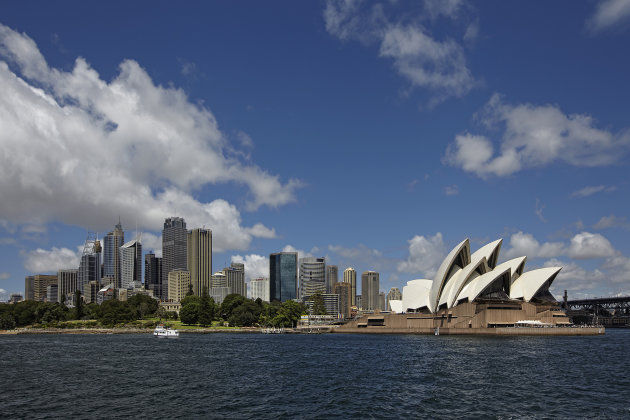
[
  {"xmin": 456, "ymin": 265, "xmax": 511, "ymax": 304},
  {"xmin": 509, "ymin": 267, "xmax": 562, "ymax": 301},
  {"xmin": 402, "ymin": 279, "xmax": 432, "ymax": 312},
  {"xmin": 470, "ymin": 239, "xmax": 502, "ymax": 269},
  {"xmin": 388, "ymin": 299, "xmax": 403, "ymax": 314},
  {"xmin": 429, "ymin": 238, "xmax": 470, "ymax": 313},
  {"xmin": 493, "ymin": 256, "xmax": 527, "ymax": 288},
  {"xmin": 445, "ymin": 257, "xmax": 489, "ymax": 309}
]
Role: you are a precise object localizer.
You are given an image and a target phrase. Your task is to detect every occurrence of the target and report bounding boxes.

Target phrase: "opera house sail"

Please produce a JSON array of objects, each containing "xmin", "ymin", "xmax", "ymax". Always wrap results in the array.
[{"xmin": 337, "ymin": 238, "xmax": 604, "ymax": 335}]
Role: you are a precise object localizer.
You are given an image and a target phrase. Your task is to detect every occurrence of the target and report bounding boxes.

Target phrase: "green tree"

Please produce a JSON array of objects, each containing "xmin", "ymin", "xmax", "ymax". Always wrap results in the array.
[
  {"xmin": 186, "ymin": 283, "xmax": 194, "ymax": 297},
  {"xmin": 220, "ymin": 294, "xmax": 246, "ymax": 320},
  {"xmin": 198, "ymin": 287, "xmax": 215, "ymax": 327},
  {"xmin": 228, "ymin": 300, "xmax": 261, "ymax": 327},
  {"xmin": 98, "ymin": 299, "xmax": 136, "ymax": 326},
  {"xmin": 127, "ymin": 294, "xmax": 159, "ymax": 319},
  {"xmin": 179, "ymin": 302, "xmax": 200, "ymax": 325},
  {"xmin": 74, "ymin": 290, "xmax": 83, "ymax": 320},
  {"xmin": 0, "ymin": 312, "xmax": 16, "ymax": 330},
  {"xmin": 310, "ymin": 293, "xmax": 327, "ymax": 315}
]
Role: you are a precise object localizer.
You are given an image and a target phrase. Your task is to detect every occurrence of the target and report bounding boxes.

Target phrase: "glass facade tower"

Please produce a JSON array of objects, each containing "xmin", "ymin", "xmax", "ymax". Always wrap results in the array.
[{"xmin": 269, "ymin": 252, "xmax": 297, "ymax": 302}]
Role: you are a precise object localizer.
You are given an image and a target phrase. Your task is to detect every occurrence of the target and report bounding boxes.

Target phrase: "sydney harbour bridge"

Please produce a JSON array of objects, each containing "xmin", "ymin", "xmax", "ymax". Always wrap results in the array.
[{"xmin": 561, "ymin": 291, "xmax": 630, "ymax": 327}]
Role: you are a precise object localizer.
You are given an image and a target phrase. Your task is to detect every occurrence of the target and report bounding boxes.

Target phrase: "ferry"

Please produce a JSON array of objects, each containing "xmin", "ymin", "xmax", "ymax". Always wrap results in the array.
[{"xmin": 154, "ymin": 324, "xmax": 179, "ymax": 338}]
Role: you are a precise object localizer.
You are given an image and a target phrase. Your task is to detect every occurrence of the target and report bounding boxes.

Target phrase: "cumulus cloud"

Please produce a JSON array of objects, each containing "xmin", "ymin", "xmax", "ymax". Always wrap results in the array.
[
  {"xmin": 593, "ymin": 214, "xmax": 630, "ymax": 230},
  {"xmin": 397, "ymin": 232, "xmax": 446, "ymax": 278},
  {"xmin": 141, "ymin": 232, "xmax": 162, "ymax": 257},
  {"xmin": 0, "ymin": 23, "xmax": 299, "ymax": 251},
  {"xmin": 503, "ymin": 232, "xmax": 565, "ymax": 260},
  {"xmin": 231, "ymin": 254, "xmax": 269, "ymax": 282},
  {"xmin": 543, "ymin": 258, "xmax": 605, "ymax": 297},
  {"xmin": 23, "ymin": 246, "xmax": 81, "ymax": 273},
  {"xmin": 444, "ymin": 94, "xmax": 630, "ymax": 177},
  {"xmin": 568, "ymin": 232, "xmax": 616, "ymax": 259},
  {"xmin": 587, "ymin": 0, "xmax": 630, "ymax": 33},
  {"xmin": 570, "ymin": 185, "xmax": 616, "ymax": 198},
  {"xmin": 323, "ymin": 0, "xmax": 475, "ymax": 101}
]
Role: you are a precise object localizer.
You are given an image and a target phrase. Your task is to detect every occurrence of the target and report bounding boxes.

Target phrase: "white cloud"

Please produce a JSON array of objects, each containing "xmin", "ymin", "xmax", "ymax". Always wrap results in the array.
[
  {"xmin": 503, "ymin": 232, "xmax": 565, "ymax": 260},
  {"xmin": 444, "ymin": 94, "xmax": 630, "ymax": 177},
  {"xmin": 587, "ymin": 0, "xmax": 630, "ymax": 33},
  {"xmin": 535, "ymin": 198, "xmax": 546, "ymax": 223},
  {"xmin": 443, "ymin": 184, "xmax": 459, "ymax": 196},
  {"xmin": 397, "ymin": 232, "xmax": 446, "ymax": 278},
  {"xmin": 0, "ymin": 272, "xmax": 10, "ymax": 280},
  {"xmin": 23, "ymin": 246, "xmax": 81, "ymax": 273},
  {"xmin": 570, "ymin": 185, "xmax": 616, "ymax": 198},
  {"xmin": 231, "ymin": 254, "xmax": 269, "ymax": 282},
  {"xmin": 282, "ymin": 245, "xmax": 318, "ymax": 262},
  {"xmin": 568, "ymin": 232, "xmax": 616, "ymax": 260},
  {"xmin": 0, "ymin": 288, "xmax": 8, "ymax": 301},
  {"xmin": 593, "ymin": 214, "xmax": 630, "ymax": 230},
  {"xmin": 0, "ymin": 23, "xmax": 299, "ymax": 251},
  {"xmin": 543, "ymin": 258, "xmax": 605, "ymax": 296},
  {"xmin": 141, "ymin": 232, "xmax": 162, "ymax": 257},
  {"xmin": 323, "ymin": 0, "xmax": 475, "ymax": 101}
]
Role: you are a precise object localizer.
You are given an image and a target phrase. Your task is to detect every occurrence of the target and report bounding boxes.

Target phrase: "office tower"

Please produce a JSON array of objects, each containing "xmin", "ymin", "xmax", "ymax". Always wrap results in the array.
[
  {"xmin": 334, "ymin": 282, "xmax": 351, "ymax": 319},
  {"xmin": 223, "ymin": 263, "xmax": 245, "ymax": 297},
  {"xmin": 211, "ymin": 271, "xmax": 230, "ymax": 304},
  {"xmin": 361, "ymin": 271, "xmax": 379, "ymax": 311},
  {"xmin": 24, "ymin": 276, "xmax": 35, "ymax": 300},
  {"xmin": 30, "ymin": 274, "xmax": 57, "ymax": 302},
  {"xmin": 299, "ymin": 257, "xmax": 326, "ymax": 299},
  {"xmin": 168, "ymin": 270, "xmax": 190, "ymax": 302},
  {"xmin": 322, "ymin": 293, "xmax": 340, "ymax": 317},
  {"xmin": 326, "ymin": 265, "xmax": 338, "ymax": 294},
  {"xmin": 250, "ymin": 277, "xmax": 270, "ymax": 302},
  {"xmin": 144, "ymin": 253, "xmax": 162, "ymax": 298},
  {"xmin": 78, "ymin": 235, "xmax": 101, "ymax": 295},
  {"xmin": 84, "ymin": 281, "xmax": 100, "ymax": 304},
  {"xmin": 120, "ymin": 237, "xmax": 142, "ymax": 289},
  {"xmin": 161, "ymin": 217, "xmax": 187, "ymax": 301},
  {"xmin": 269, "ymin": 252, "xmax": 297, "ymax": 302},
  {"xmin": 343, "ymin": 267, "xmax": 357, "ymax": 306},
  {"xmin": 356, "ymin": 295, "xmax": 362, "ymax": 310},
  {"xmin": 187, "ymin": 228, "xmax": 212, "ymax": 296},
  {"xmin": 379, "ymin": 291, "xmax": 386, "ymax": 311},
  {"xmin": 103, "ymin": 221, "xmax": 124, "ymax": 288},
  {"xmin": 57, "ymin": 269, "xmax": 78, "ymax": 304},
  {"xmin": 387, "ymin": 287, "xmax": 402, "ymax": 311}
]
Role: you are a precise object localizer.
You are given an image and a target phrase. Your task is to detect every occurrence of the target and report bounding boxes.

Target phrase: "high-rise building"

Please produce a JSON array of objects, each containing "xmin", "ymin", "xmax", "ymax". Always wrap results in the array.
[
  {"xmin": 144, "ymin": 253, "xmax": 162, "ymax": 298},
  {"xmin": 223, "ymin": 263, "xmax": 245, "ymax": 297},
  {"xmin": 24, "ymin": 276, "xmax": 35, "ymax": 300},
  {"xmin": 162, "ymin": 217, "xmax": 187, "ymax": 301},
  {"xmin": 356, "ymin": 294, "xmax": 362, "ymax": 310},
  {"xmin": 29, "ymin": 274, "xmax": 57, "ymax": 302},
  {"xmin": 168, "ymin": 270, "xmax": 190, "ymax": 302},
  {"xmin": 322, "ymin": 293, "xmax": 340, "ymax": 317},
  {"xmin": 57, "ymin": 269, "xmax": 78, "ymax": 304},
  {"xmin": 103, "ymin": 221, "xmax": 124, "ymax": 288},
  {"xmin": 379, "ymin": 291, "xmax": 386, "ymax": 311},
  {"xmin": 120, "ymin": 238, "xmax": 142, "ymax": 289},
  {"xmin": 299, "ymin": 257, "xmax": 326, "ymax": 299},
  {"xmin": 326, "ymin": 265, "xmax": 338, "ymax": 294},
  {"xmin": 334, "ymin": 282, "xmax": 351, "ymax": 319},
  {"xmin": 343, "ymin": 267, "xmax": 357, "ymax": 306},
  {"xmin": 78, "ymin": 236, "xmax": 101, "ymax": 295},
  {"xmin": 269, "ymin": 252, "xmax": 297, "ymax": 302},
  {"xmin": 250, "ymin": 277, "xmax": 270, "ymax": 302},
  {"xmin": 361, "ymin": 271, "xmax": 379, "ymax": 311},
  {"xmin": 187, "ymin": 228, "xmax": 212, "ymax": 296},
  {"xmin": 387, "ymin": 287, "xmax": 402, "ymax": 311},
  {"xmin": 211, "ymin": 271, "xmax": 230, "ymax": 304}
]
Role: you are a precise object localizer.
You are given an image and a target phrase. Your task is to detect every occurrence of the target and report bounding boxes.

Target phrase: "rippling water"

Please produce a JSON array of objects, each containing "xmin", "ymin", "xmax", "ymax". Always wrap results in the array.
[{"xmin": 2, "ymin": 330, "xmax": 630, "ymax": 419}]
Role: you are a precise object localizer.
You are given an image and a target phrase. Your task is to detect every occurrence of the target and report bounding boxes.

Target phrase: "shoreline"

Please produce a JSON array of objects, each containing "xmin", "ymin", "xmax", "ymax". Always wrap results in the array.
[{"xmin": 0, "ymin": 327, "xmax": 261, "ymax": 335}]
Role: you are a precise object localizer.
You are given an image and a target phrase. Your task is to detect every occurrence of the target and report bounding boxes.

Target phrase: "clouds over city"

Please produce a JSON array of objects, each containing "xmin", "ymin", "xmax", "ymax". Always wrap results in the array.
[
  {"xmin": 0, "ymin": 23, "xmax": 298, "ymax": 252},
  {"xmin": 323, "ymin": 0, "xmax": 476, "ymax": 101},
  {"xmin": 444, "ymin": 94, "xmax": 630, "ymax": 177}
]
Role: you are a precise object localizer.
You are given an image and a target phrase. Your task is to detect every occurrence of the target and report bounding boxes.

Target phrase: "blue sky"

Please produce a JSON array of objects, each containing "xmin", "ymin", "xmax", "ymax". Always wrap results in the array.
[{"xmin": 1, "ymin": 0, "xmax": 630, "ymax": 300}]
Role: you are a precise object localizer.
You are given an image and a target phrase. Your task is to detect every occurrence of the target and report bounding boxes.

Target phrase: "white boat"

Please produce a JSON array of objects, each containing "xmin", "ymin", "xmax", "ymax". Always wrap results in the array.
[{"xmin": 154, "ymin": 324, "xmax": 179, "ymax": 338}]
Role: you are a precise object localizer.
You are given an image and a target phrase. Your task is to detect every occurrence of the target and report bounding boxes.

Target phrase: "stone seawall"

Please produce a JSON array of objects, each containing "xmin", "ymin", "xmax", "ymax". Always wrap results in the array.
[{"xmin": 332, "ymin": 326, "xmax": 605, "ymax": 336}]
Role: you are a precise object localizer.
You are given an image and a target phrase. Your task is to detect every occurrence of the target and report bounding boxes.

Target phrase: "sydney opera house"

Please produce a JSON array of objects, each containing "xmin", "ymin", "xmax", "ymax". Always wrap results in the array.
[{"xmin": 337, "ymin": 238, "xmax": 604, "ymax": 335}]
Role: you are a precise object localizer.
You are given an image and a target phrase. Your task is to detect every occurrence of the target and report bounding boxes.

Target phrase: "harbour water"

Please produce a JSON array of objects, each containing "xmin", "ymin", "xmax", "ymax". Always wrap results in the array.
[{"xmin": 2, "ymin": 330, "xmax": 629, "ymax": 419}]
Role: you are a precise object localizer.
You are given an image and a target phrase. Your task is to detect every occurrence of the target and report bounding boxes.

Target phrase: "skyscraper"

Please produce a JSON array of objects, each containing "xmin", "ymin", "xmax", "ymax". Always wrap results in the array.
[
  {"xmin": 120, "ymin": 237, "xmax": 142, "ymax": 289},
  {"xmin": 187, "ymin": 228, "xmax": 212, "ymax": 296},
  {"xmin": 223, "ymin": 263, "xmax": 245, "ymax": 297},
  {"xmin": 299, "ymin": 257, "xmax": 326, "ymax": 299},
  {"xmin": 103, "ymin": 221, "xmax": 124, "ymax": 288},
  {"xmin": 250, "ymin": 277, "xmax": 270, "ymax": 302},
  {"xmin": 29, "ymin": 274, "xmax": 57, "ymax": 302},
  {"xmin": 161, "ymin": 217, "xmax": 187, "ymax": 301},
  {"xmin": 361, "ymin": 271, "xmax": 379, "ymax": 311},
  {"xmin": 269, "ymin": 252, "xmax": 297, "ymax": 302},
  {"xmin": 144, "ymin": 253, "xmax": 162, "ymax": 298},
  {"xmin": 78, "ymin": 236, "xmax": 101, "ymax": 295},
  {"xmin": 343, "ymin": 267, "xmax": 357, "ymax": 306},
  {"xmin": 326, "ymin": 265, "xmax": 338, "ymax": 294},
  {"xmin": 57, "ymin": 268, "xmax": 78, "ymax": 304},
  {"xmin": 334, "ymin": 281, "xmax": 351, "ymax": 319}
]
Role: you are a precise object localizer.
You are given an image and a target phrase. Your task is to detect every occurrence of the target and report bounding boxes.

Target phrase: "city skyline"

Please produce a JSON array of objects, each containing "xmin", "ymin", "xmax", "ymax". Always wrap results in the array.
[{"xmin": 1, "ymin": 1, "xmax": 630, "ymax": 301}]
